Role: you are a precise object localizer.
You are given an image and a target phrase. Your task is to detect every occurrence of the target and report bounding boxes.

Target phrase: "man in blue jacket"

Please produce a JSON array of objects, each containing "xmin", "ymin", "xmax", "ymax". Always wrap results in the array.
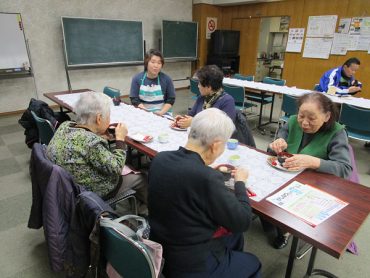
[{"xmin": 318, "ymin": 57, "xmax": 362, "ymax": 95}]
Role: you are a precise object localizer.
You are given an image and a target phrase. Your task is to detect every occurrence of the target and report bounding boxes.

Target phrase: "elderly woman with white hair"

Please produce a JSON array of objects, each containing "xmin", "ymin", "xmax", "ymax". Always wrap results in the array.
[
  {"xmin": 148, "ymin": 108, "xmax": 261, "ymax": 278},
  {"xmin": 46, "ymin": 92, "xmax": 147, "ymax": 208}
]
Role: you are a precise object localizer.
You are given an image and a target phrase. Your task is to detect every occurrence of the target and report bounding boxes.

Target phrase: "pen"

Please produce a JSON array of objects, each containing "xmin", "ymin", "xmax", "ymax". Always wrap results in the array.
[{"xmin": 247, "ymin": 187, "xmax": 257, "ymax": 197}]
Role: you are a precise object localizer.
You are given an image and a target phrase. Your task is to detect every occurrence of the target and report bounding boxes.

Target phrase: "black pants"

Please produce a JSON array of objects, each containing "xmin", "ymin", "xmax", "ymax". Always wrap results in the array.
[{"xmin": 163, "ymin": 233, "xmax": 261, "ymax": 278}]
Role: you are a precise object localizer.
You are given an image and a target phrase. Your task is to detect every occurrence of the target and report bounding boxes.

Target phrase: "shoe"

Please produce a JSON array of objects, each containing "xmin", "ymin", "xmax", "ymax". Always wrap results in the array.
[{"xmin": 273, "ymin": 234, "xmax": 290, "ymax": 249}]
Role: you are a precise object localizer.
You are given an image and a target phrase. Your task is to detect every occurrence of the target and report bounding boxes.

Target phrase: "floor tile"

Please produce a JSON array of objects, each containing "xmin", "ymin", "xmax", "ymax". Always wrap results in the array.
[
  {"xmin": 7, "ymin": 142, "xmax": 31, "ymax": 156},
  {"xmin": 0, "ymin": 191, "xmax": 30, "ymax": 232},
  {"xmin": 0, "ymin": 172, "xmax": 30, "ymax": 201},
  {"xmin": 2, "ymin": 130, "xmax": 26, "ymax": 145},
  {"xmin": 0, "ymin": 157, "xmax": 22, "ymax": 177},
  {"xmin": 15, "ymin": 153, "xmax": 31, "ymax": 174},
  {"xmin": 0, "ymin": 146, "xmax": 12, "ymax": 160},
  {"xmin": 0, "ymin": 224, "xmax": 63, "ymax": 278},
  {"xmin": 0, "ymin": 124, "xmax": 23, "ymax": 135}
]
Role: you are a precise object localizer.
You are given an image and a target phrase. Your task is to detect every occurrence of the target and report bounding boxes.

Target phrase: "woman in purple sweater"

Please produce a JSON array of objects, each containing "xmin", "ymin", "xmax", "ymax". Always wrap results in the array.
[{"xmin": 175, "ymin": 65, "xmax": 236, "ymax": 128}]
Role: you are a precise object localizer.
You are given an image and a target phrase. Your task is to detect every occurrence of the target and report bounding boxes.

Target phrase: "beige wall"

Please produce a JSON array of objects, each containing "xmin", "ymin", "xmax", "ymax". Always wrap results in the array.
[
  {"xmin": 0, "ymin": 0, "xmax": 192, "ymax": 113},
  {"xmin": 194, "ymin": 0, "xmax": 370, "ymax": 99}
]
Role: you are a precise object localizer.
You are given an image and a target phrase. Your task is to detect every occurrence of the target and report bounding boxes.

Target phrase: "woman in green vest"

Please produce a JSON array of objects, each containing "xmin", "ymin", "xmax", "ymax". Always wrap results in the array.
[
  {"xmin": 267, "ymin": 92, "xmax": 352, "ymax": 249},
  {"xmin": 270, "ymin": 92, "xmax": 351, "ymax": 176}
]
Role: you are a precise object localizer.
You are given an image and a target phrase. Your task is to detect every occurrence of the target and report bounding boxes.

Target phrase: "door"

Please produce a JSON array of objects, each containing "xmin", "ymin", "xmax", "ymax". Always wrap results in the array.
[{"xmin": 231, "ymin": 18, "xmax": 261, "ymax": 77}]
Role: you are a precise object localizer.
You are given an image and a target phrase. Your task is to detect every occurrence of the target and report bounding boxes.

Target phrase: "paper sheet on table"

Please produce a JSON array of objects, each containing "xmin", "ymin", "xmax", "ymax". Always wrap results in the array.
[
  {"xmin": 211, "ymin": 147, "xmax": 301, "ymax": 202},
  {"xmin": 267, "ymin": 181, "xmax": 348, "ymax": 227}
]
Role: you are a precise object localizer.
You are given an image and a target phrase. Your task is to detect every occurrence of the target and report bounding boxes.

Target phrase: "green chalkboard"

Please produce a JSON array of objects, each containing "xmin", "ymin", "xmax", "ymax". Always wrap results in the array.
[
  {"xmin": 61, "ymin": 17, "xmax": 144, "ymax": 67},
  {"xmin": 162, "ymin": 20, "xmax": 198, "ymax": 60}
]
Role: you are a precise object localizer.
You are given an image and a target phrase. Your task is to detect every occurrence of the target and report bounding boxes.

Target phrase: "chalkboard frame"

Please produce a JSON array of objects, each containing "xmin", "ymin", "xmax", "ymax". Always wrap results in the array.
[
  {"xmin": 161, "ymin": 20, "xmax": 198, "ymax": 61},
  {"xmin": 61, "ymin": 16, "xmax": 145, "ymax": 68}
]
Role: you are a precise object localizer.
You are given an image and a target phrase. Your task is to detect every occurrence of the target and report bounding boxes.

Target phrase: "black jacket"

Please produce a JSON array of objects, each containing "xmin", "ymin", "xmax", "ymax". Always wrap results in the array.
[
  {"xmin": 65, "ymin": 191, "xmax": 116, "ymax": 278},
  {"xmin": 18, "ymin": 98, "xmax": 70, "ymax": 148},
  {"xmin": 148, "ymin": 147, "xmax": 252, "ymax": 272},
  {"xmin": 232, "ymin": 110, "xmax": 256, "ymax": 148}
]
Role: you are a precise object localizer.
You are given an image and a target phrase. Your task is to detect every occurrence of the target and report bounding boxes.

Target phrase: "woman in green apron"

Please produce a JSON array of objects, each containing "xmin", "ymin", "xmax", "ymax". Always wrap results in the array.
[
  {"xmin": 130, "ymin": 49, "xmax": 175, "ymax": 116},
  {"xmin": 266, "ymin": 92, "xmax": 352, "ymax": 249}
]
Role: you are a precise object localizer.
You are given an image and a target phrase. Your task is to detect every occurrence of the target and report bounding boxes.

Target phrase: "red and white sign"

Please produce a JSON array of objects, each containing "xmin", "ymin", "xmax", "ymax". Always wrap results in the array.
[{"xmin": 206, "ymin": 17, "xmax": 217, "ymax": 39}]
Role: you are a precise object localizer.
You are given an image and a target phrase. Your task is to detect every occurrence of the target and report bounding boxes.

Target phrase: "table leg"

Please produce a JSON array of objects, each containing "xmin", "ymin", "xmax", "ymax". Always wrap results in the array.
[
  {"xmin": 269, "ymin": 94, "xmax": 275, "ymax": 123},
  {"xmin": 258, "ymin": 94, "xmax": 264, "ymax": 127},
  {"xmin": 304, "ymin": 247, "xmax": 338, "ymax": 278},
  {"xmin": 285, "ymin": 236, "xmax": 299, "ymax": 278}
]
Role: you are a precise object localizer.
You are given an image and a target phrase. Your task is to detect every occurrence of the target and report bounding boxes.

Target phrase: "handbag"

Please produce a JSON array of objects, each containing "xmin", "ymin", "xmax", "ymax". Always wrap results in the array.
[{"xmin": 100, "ymin": 215, "xmax": 163, "ymax": 278}]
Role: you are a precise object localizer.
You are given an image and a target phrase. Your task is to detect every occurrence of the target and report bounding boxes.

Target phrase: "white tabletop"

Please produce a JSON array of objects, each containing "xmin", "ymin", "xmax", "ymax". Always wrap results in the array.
[
  {"xmin": 55, "ymin": 92, "xmax": 301, "ymax": 202},
  {"xmin": 223, "ymin": 77, "xmax": 370, "ymax": 109}
]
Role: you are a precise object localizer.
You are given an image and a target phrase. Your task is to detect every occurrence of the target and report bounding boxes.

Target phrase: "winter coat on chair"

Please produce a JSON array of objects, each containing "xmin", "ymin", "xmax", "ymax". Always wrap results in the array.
[
  {"xmin": 18, "ymin": 98, "xmax": 70, "ymax": 148},
  {"xmin": 232, "ymin": 110, "xmax": 256, "ymax": 148}
]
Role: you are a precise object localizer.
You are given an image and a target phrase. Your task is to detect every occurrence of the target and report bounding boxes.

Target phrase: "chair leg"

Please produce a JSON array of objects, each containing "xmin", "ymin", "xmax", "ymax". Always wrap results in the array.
[
  {"xmin": 296, "ymin": 240, "xmax": 313, "ymax": 260},
  {"xmin": 128, "ymin": 195, "xmax": 138, "ymax": 215}
]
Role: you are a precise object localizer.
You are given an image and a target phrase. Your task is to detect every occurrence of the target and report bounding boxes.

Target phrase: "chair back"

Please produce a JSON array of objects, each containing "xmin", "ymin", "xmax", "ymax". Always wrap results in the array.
[
  {"xmin": 223, "ymin": 84, "xmax": 245, "ymax": 106},
  {"xmin": 339, "ymin": 103, "xmax": 370, "ymax": 140},
  {"xmin": 100, "ymin": 225, "xmax": 155, "ymax": 278},
  {"xmin": 347, "ymin": 144, "xmax": 360, "ymax": 184},
  {"xmin": 233, "ymin": 73, "xmax": 254, "ymax": 81},
  {"xmin": 313, "ymin": 84, "xmax": 320, "ymax": 91},
  {"xmin": 103, "ymin": 86, "xmax": 121, "ymax": 99},
  {"xmin": 281, "ymin": 94, "xmax": 298, "ymax": 116},
  {"xmin": 31, "ymin": 111, "xmax": 55, "ymax": 145},
  {"xmin": 262, "ymin": 76, "xmax": 286, "ymax": 86},
  {"xmin": 189, "ymin": 78, "xmax": 200, "ymax": 96}
]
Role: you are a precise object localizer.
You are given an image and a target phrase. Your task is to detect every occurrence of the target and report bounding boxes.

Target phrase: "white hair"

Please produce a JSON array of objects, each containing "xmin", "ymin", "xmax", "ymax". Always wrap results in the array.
[
  {"xmin": 188, "ymin": 108, "xmax": 235, "ymax": 147},
  {"xmin": 74, "ymin": 92, "xmax": 111, "ymax": 125}
]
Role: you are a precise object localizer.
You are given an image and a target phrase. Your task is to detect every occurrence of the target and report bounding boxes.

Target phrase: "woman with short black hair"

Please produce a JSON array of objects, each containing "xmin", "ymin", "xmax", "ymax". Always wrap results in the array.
[
  {"xmin": 175, "ymin": 65, "xmax": 236, "ymax": 128},
  {"xmin": 130, "ymin": 49, "xmax": 175, "ymax": 115}
]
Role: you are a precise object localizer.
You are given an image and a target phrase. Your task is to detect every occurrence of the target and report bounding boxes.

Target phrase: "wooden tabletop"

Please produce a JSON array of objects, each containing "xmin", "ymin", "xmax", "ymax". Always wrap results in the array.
[
  {"xmin": 253, "ymin": 170, "xmax": 370, "ymax": 259},
  {"xmin": 44, "ymin": 89, "xmax": 370, "ymax": 260}
]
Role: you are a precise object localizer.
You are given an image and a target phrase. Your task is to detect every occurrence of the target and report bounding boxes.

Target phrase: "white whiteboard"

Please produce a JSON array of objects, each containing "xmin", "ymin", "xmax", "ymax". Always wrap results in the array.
[{"xmin": 0, "ymin": 13, "xmax": 30, "ymax": 70}]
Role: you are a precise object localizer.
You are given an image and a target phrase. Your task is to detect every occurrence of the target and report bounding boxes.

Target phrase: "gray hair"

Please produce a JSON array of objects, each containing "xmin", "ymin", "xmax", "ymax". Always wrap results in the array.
[
  {"xmin": 74, "ymin": 92, "xmax": 111, "ymax": 125},
  {"xmin": 188, "ymin": 108, "xmax": 235, "ymax": 147}
]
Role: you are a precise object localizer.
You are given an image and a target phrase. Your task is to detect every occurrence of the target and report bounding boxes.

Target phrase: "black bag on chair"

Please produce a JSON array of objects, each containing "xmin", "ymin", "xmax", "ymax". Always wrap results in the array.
[
  {"xmin": 232, "ymin": 110, "xmax": 256, "ymax": 148},
  {"xmin": 18, "ymin": 98, "xmax": 70, "ymax": 148}
]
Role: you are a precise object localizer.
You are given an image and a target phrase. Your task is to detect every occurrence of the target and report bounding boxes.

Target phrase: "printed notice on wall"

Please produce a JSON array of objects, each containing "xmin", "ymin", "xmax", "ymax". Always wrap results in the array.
[
  {"xmin": 331, "ymin": 33, "xmax": 350, "ymax": 55},
  {"xmin": 303, "ymin": 37, "xmax": 333, "ymax": 59},
  {"xmin": 338, "ymin": 18, "xmax": 351, "ymax": 33},
  {"xmin": 267, "ymin": 181, "xmax": 348, "ymax": 227},
  {"xmin": 286, "ymin": 28, "xmax": 305, "ymax": 53},
  {"xmin": 206, "ymin": 17, "xmax": 217, "ymax": 39},
  {"xmin": 307, "ymin": 15, "xmax": 338, "ymax": 37}
]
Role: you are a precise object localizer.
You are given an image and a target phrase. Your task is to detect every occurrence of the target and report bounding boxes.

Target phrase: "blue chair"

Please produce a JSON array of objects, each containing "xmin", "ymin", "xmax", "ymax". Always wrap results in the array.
[
  {"xmin": 279, "ymin": 94, "xmax": 298, "ymax": 124},
  {"xmin": 248, "ymin": 77, "xmax": 286, "ymax": 129},
  {"xmin": 103, "ymin": 86, "xmax": 121, "ymax": 99},
  {"xmin": 223, "ymin": 84, "xmax": 254, "ymax": 111},
  {"xmin": 339, "ymin": 103, "xmax": 370, "ymax": 142},
  {"xmin": 188, "ymin": 78, "xmax": 201, "ymax": 109},
  {"xmin": 100, "ymin": 222, "xmax": 155, "ymax": 278},
  {"xmin": 189, "ymin": 78, "xmax": 200, "ymax": 99},
  {"xmin": 274, "ymin": 94, "xmax": 298, "ymax": 138},
  {"xmin": 262, "ymin": 76, "xmax": 286, "ymax": 86},
  {"xmin": 313, "ymin": 84, "xmax": 320, "ymax": 91},
  {"xmin": 30, "ymin": 111, "xmax": 55, "ymax": 145},
  {"xmin": 233, "ymin": 73, "xmax": 254, "ymax": 82}
]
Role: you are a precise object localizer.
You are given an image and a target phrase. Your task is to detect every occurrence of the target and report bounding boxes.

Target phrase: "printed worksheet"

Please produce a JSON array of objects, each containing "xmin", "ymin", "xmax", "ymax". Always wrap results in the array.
[{"xmin": 267, "ymin": 181, "xmax": 348, "ymax": 227}]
